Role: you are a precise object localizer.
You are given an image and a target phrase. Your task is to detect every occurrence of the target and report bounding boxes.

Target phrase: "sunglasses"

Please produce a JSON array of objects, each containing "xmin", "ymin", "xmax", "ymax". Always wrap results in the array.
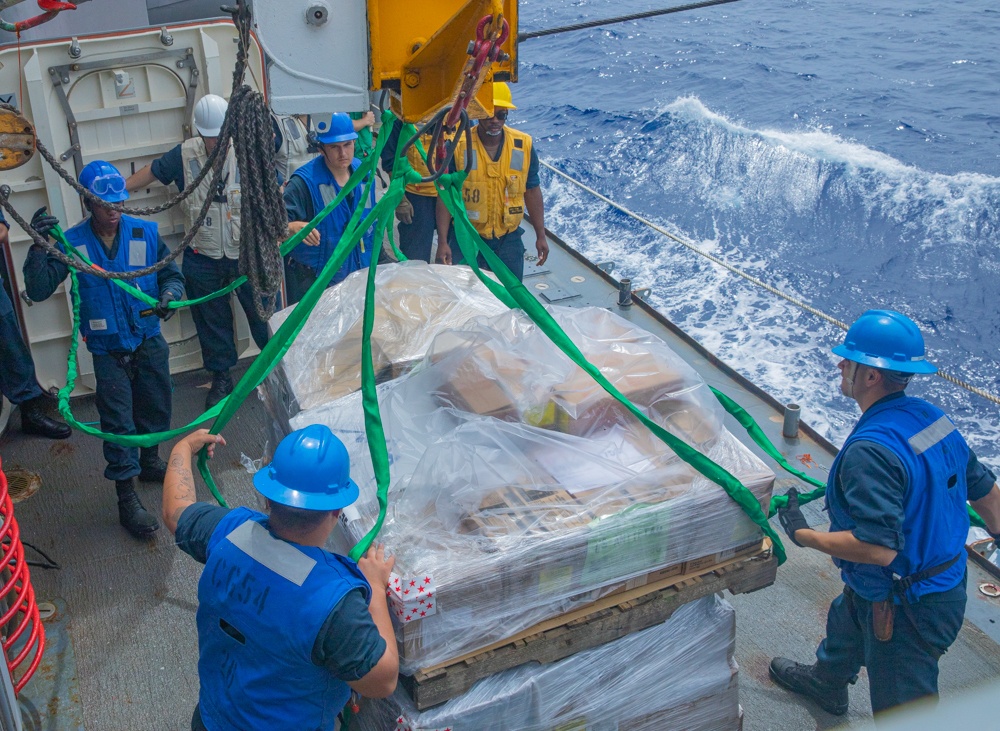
[
  {"xmin": 90, "ymin": 174, "xmax": 126, "ymax": 196},
  {"xmin": 493, "ymin": 109, "xmax": 509, "ymax": 121}
]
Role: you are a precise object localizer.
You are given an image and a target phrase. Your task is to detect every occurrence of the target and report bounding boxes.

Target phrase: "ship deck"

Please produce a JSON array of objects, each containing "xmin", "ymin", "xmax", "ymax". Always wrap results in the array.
[{"xmin": 2, "ymin": 229, "xmax": 1000, "ymax": 730}]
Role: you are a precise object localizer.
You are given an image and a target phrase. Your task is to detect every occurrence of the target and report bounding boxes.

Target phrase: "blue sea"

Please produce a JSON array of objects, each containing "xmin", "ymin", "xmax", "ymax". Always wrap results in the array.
[{"xmin": 512, "ymin": 0, "xmax": 1000, "ymax": 466}]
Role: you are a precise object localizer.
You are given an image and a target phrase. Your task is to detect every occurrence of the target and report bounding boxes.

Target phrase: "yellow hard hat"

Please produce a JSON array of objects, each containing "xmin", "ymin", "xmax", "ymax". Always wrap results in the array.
[{"xmin": 493, "ymin": 82, "xmax": 517, "ymax": 110}]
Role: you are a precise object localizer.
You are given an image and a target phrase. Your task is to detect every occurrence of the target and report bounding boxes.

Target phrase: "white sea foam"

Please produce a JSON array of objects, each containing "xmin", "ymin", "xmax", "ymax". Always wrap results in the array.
[{"xmin": 541, "ymin": 98, "xmax": 1000, "ymax": 470}]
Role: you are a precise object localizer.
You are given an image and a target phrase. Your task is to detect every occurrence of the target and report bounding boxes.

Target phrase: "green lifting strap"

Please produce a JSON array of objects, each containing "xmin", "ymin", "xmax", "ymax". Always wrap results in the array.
[
  {"xmin": 433, "ymin": 169, "xmax": 788, "ymax": 564},
  {"xmin": 712, "ymin": 387, "xmax": 988, "ymax": 529},
  {"xmin": 196, "ymin": 110, "xmax": 407, "ymax": 527}
]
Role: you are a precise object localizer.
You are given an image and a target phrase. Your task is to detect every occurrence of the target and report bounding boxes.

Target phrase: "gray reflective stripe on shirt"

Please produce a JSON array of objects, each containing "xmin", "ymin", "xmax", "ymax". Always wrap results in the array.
[
  {"xmin": 468, "ymin": 149, "xmax": 478, "ymax": 171},
  {"xmin": 225, "ymin": 521, "xmax": 316, "ymax": 586},
  {"xmin": 510, "ymin": 148, "xmax": 525, "ymax": 171},
  {"xmin": 283, "ymin": 117, "xmax": 302, "ymax": 141},
  {"xmin": 908, "ymin": 415, "xmax": 956, "ymax": 455}
]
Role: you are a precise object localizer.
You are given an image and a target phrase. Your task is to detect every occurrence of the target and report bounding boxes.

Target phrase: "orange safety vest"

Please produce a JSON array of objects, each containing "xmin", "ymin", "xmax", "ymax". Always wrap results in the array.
[{"xmin": 454, "ymin": 126, "xmax": 532, "ymax": 239}]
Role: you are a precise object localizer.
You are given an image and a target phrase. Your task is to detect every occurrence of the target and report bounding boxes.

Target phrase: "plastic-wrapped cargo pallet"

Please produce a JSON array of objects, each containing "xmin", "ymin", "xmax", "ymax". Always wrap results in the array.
[
  {"xmin": 267, "ymin": 267, "xmax": 775, "ymax": 673},
  {"xmin": 262, "ymin": 261, "xmax": 508, "ymax": 434},
  {"xmin": 352, "ymin": 595, "xmax": 740, "ymax": 731}
]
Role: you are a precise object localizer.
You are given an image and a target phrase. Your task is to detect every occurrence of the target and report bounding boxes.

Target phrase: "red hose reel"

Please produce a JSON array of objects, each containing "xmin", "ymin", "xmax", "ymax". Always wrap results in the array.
[{"xmin": 0, "ymin": 456, "xmax": 44, "ymax": 694}]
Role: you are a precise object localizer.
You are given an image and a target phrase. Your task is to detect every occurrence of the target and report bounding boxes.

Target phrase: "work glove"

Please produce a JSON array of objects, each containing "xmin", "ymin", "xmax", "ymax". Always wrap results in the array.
[
  {"xmin": 153, "ymin": 291, "xmax": 178, "ymax": 321},
  {"xmin": 30, "ymin": 207, "xmax": 60, "ymax": 241},
  {"xmin": 395, "ymin": 196, "xmax": 414, "ymax": 225},
  {"xmin": 777, "ymin": 488, "xmax": 811, "ymax": 548}
]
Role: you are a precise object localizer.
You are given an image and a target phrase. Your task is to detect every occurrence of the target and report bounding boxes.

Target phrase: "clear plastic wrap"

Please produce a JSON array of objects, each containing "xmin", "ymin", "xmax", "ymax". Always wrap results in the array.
[
  {"xmin": 261, "ymin": 261, "xmax": 507, "ymax": 430},
  {"xmin": 281, "ymin": 306, "xmax": 774, "ymax": 672},
  {"xmin": 353, "ymin": 595, "xmax": 740, "ymax": 731}
]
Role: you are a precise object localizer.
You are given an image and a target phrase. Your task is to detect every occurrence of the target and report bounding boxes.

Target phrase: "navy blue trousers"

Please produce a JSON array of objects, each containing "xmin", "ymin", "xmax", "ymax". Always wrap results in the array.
[
  {"xmin": 182, "ymin": 251, "xmax": 270, "ymax": 374},
  {"xmin": 397, "ymin": 192, "xmax": 437, "ymax": 263},
  {"xmin": 0, "ymin": 276, "xmax": 43, "ymax": 405},
  {"xmin": 92, "ymin": 335, "xmax": 172, "ymax": 481},
  {"xmin": 815, "ymin": 578, "xmax": 966, "ymax": 715},
  {"xmin": 451, "ymin": 226, "xmax": 525, "ymax": 281}
]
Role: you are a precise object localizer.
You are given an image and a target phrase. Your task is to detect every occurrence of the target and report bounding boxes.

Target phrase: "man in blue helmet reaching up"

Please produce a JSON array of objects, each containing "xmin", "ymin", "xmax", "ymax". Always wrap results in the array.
[
  {"xmin": 770, "ymin": 310, "xmax": 1000, "ymax": 718},
  {"xmin": 283, "ymin": 112, "xmax": 376, "ymax": 305},
  {"xmin": 23, "ymin": 161, "xmax": 185, "ymax": 539},
  {"xmin": 162, "ymin": 425, "xmax": 398, "ymax": 731}
]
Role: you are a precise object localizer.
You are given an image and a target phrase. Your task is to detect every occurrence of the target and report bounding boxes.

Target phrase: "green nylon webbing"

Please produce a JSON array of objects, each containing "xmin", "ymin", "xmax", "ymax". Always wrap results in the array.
[
  {"xmin": 196, "ymin": 110, "xmax": 405, "ymax": 519},
  {"xmin": 434, "ymin": 172, "xmax": 788, "ymax": 564},
  {"xmin": 712, "ymin": 387, "xmax": 988, "ymax": 529},
  {"xmin": 57, "ymin": 157, "xmax": 384, "ymax": 313},
  {"xmin": 52, "ymin": 119, "xmax": 400, "ymax": 509}
]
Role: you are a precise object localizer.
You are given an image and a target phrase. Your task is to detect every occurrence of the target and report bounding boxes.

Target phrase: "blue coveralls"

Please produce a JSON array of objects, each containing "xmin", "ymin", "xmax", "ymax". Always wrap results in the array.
[
  {"xmin": 22, "ymin": 215, "xmax": 184, "ymax": 480},
  {"xmin": 814, "ymin": 393, "xmax": 977, "ymax": 713},
  {"xmin": 0, "ymin": 211, "xmax": 46, "ymax": 405},
  {"xmin": 282, "ymin": 155, "xmax": 375, "ymax": 305},
  {"xmin": 195, "ymin": 508, "xmax": 371, "ymax": 731}
]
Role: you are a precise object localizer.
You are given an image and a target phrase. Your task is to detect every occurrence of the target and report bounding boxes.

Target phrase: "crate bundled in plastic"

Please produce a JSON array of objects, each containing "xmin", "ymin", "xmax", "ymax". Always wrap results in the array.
[
  {"xmin": 353, "ymin": 595, "xmax": 740, "ymax": 731},
  {"xmin": 284, "ymin": 302, "xmax": 774, "ymax": 672}
]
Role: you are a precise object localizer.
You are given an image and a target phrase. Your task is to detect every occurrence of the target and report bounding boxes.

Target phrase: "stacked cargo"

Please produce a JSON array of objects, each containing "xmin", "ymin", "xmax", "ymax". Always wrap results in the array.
[
  {"xmin": 262, "ymin": 262, "xmax": 775, "ymax": 728},
  {"xmin": 352, "ymin": 595, "xmax": 740, "ymax": 731}
]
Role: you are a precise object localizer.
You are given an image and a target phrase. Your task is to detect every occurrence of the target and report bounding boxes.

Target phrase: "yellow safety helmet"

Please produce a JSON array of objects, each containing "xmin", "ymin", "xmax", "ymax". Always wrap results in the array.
[{"xmin": 493, "ymin": 82, "xmax": 517, "ymax": 110}]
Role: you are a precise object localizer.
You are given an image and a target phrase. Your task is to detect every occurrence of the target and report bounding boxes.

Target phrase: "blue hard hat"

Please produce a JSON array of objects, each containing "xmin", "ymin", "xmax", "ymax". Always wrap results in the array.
[
  {"xmin": 832, "ymin": 309, "xmax": 937, "ymax": 374},
  {"xmin": 79, "ymin": 161, "xmax": 129, "ymax": 203},
  {"xmin": 315, "ymin": 112, "xmax": 358, "ymax": 145},
  {"xmin": 253, "ymin": 424, "xmax": 360, "ymax": 511}
]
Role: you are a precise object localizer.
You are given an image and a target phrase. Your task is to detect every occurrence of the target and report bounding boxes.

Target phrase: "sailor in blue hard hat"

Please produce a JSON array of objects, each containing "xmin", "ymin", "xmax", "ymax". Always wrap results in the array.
[
  {"xmin": 770, "ymin": 310, "xmax": 1000, "ymax": 718},
  {"xmin": 23, "ymin": 160, "xmax": 185, "ymax": 539},
  {"xmin": 161, "ymin": 425, "xmax": 398, "ymax": 731},
  {"xmin": 283, "ymin": 111, "xmax": 377, "ymax": 305}
]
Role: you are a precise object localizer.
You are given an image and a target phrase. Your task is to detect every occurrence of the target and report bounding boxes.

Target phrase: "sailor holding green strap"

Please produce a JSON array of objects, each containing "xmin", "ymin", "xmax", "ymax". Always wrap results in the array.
[
  {"xmin": 770, "ymin": 310, "xmax": 1000, "ymax": 717},
  {"xmin": 283, "ymin": 113, "xmax": 376, "ymax": 305},
  {"xmin": 23, "ymin": 160, "xmax": 185, "ymax": 539}
]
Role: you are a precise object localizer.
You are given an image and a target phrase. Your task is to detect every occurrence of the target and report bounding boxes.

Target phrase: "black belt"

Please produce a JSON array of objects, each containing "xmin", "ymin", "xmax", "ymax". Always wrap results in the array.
[
  {"xmin": 892, "ymin": 554, "xmax": 961, "ymax": 597},
  {"xmin": 891, "ymin": 554, "xmax": 963, "ymax": 658}
]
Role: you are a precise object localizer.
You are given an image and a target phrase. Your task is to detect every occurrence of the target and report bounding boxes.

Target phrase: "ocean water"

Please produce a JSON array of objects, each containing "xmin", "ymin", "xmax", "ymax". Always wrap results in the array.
[{"xmin": 512, "ymin": 0, "xmax": 1000, "ymax": 466}]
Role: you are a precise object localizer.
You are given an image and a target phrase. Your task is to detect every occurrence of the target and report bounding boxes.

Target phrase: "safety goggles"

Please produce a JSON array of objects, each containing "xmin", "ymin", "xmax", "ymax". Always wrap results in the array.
[{"xmin": 89, "ymin": 174, "xmax": 127, "ymax": 196}]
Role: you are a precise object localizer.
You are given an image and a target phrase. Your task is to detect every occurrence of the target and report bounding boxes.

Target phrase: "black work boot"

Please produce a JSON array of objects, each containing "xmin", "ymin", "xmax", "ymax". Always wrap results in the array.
[
  {"xmin": 769, "ymin": 658, "xmax": 849, "ymax": 715},
  {"xmin": 205, "ymin": 370, "xmax": 234, "ymax": 410},
  {"xmin": 115, "ymin": 478, "xmax": 160, "ymax": 538},
  {"xmin": 138, "ymin": 448, "xmax": 167, "ymax": 483},
  {"xmin": 20, "ymin": 396, "xmax": 71, "ymax": 440}
]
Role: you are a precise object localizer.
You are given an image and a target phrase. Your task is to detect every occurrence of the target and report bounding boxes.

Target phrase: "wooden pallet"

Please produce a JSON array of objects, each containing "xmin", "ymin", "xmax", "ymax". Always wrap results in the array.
[{"xmin": 400, "ymin": 541, "xmax": 777, "ymax": 710}]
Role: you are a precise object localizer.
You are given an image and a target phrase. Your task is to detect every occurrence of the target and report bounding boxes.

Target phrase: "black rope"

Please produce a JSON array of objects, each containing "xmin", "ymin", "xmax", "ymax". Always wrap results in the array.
[
  {"xmin": 227, "ymin": 0, "xmax": 284, "ymax": 319},
  {"xmin": 230, "ymin": 86, "xmax": 285, "ymax": 320},
  {"xmin": 518, "ymin": 0, "xmax": 742, "ymax": 41}
]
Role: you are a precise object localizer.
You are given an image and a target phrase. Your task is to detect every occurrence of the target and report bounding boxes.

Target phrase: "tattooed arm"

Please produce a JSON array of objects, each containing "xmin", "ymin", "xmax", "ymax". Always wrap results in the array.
[{"xmin": 162, "ymin": 429, "xmax": 227, "ymax": 534}]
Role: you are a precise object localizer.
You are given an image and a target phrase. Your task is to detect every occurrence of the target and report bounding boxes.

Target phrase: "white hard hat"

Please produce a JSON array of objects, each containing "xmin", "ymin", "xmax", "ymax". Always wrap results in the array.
[{"xmin": 194, "ymin": 94, "xmax": 228, "ymax": 137}]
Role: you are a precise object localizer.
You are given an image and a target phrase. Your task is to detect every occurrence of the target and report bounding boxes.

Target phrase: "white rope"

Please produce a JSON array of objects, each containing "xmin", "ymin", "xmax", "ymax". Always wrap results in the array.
[{"xmin": 541, "ymin": 159, "xmax": 1000, "ymax": 407}]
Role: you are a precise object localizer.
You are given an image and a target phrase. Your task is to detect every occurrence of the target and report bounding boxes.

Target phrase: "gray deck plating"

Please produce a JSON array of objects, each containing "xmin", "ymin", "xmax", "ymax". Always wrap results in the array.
[{"xmin": 1, "ymin": 231, "xmax": 998, "ymax": 729}]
